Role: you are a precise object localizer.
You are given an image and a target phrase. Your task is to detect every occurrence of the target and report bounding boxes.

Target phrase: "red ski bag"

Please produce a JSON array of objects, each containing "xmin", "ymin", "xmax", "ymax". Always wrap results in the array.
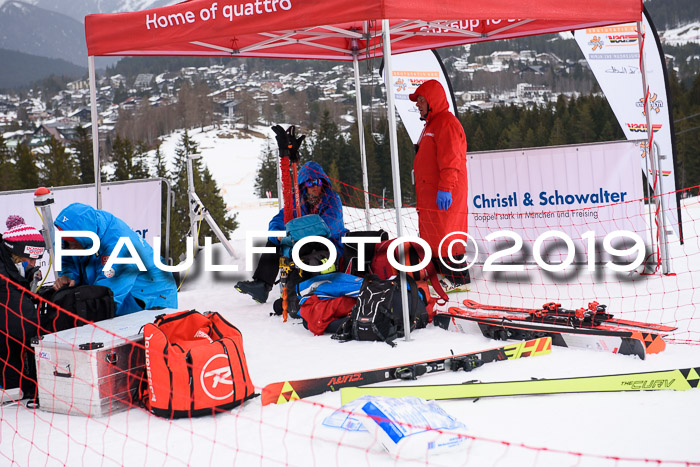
[{"xmin": 141, "ymin": 310, "xmax": 256, "ymax": 418}]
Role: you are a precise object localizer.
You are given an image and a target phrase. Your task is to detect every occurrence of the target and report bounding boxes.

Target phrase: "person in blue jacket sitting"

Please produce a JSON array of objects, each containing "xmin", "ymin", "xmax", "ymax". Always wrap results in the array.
[
  {"xmin": 52, "ymin": 203, "xmax": 178, "ymax": 316},
  {"xmin": 236, "ymin": 161, "xmax": 347, "ymax": 303}
]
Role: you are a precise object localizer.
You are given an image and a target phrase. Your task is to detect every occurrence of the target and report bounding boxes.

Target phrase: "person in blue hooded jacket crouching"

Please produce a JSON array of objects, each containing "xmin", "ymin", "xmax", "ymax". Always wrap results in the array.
[{"xmin": 52, "ymin": 203, "xmax": 178, "ymax": 316}]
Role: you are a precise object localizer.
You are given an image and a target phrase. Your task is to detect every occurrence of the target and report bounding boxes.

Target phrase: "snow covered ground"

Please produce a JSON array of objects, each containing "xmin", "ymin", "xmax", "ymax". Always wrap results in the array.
[{"xmin": 2, "ymin": 125, "xmax": 700, "ymax": 466}]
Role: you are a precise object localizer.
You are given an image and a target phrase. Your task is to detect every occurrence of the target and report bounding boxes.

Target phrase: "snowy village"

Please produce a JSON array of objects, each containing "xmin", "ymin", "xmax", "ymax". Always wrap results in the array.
[{"xmin": 1, "ymin": 0, "xmax": 700, "ymax": 466}]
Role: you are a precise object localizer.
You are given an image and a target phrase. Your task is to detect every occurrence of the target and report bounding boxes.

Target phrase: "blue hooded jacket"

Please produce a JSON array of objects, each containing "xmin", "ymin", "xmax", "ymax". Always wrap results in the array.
[
  {"xmin": 54, "ymin": 203, "xmax": 178, "ymax": 316},
  {"xmin": 269, "ymin": 161, "xmax": 347, "ymax": 254}
]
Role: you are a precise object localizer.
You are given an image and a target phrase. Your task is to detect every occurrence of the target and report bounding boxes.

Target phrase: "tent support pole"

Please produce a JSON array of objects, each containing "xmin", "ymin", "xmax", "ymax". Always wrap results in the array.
[
  {"xmin": 637, "ymin": 21, "xmax": 670, "ymax": 274},
  {"xmin": 353, "ymin": 52, "xmax": 371, "ymax": 229},
  {"xmin": 382, "ymin": 20, "xmax": 412, "ymax": 342},
  {"xmin": 88, "ymin": 56, "xmax": 102, "ymax": 209}
]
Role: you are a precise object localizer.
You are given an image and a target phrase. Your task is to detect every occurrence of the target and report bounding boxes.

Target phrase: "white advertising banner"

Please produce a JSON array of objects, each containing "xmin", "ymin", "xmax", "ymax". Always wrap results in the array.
[
  {"xmin": 382, "ymin": 50, "xmax": 456, "ymax": 144},
  {"xmin": 0, "ymin": 179, "xmax": 163, "ymax": 279},
  {"xmin": 468, "ymin": 141, "xmax": 645, "ymax": 261},
  {"xmin": 574, "ymin": 14, "xmax": 680, "ymax": 237}
]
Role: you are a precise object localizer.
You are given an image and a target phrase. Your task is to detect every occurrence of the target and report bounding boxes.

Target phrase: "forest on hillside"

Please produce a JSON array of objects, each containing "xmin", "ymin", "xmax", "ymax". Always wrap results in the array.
[
  {"xmin": 645, "ymin": 0, "xmax": 700, "ymax": 30},
  {"xmin": 255, "ymin": 72, "xmax": 700, "ymax": 205}
]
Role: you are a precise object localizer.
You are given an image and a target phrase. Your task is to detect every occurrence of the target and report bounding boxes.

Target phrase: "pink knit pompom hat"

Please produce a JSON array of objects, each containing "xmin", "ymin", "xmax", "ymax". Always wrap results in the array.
[{"xmin": 3, "ymin": 215, "xmax": 45, "ymax": 259}]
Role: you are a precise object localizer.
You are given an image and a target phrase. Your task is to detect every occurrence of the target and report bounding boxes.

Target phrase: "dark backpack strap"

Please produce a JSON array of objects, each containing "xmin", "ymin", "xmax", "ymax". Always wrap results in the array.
[{"xmin": 330, "ymin": 316, "xmax": 353, "ymax": 342}]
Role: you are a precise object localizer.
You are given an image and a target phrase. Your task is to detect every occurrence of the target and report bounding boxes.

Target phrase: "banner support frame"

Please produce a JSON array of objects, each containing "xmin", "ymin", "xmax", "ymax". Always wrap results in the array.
[{"xmin": 637, "ymin": 20, "xmax": 671, "ymax": 275}]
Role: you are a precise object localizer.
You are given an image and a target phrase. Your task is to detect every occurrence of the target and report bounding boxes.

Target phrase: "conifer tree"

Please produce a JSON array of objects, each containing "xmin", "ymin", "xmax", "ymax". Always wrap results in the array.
[
  {"xmin": 133, "ymin": 142, "xmax": 153, "ymax": 180},
  {"xmin": 481, "ymin": 111, "xmax": 503, "ymax": 150},
  {"xmin": 110, "ymin": 134, "xmax": 133, "ymax": 181},
  {"xmin": 254, "ymin": 142, "xmax": 278, "ymax": 198},
  {"xmin": 370, "ymin": 117, "xmax": 393, "ymax": 201},
  {"xmin": 572, "ymin": 99, "xmax": 596, "ymax": 143},
  {"xmin": 170, "ymin": 130, "xmax": 238, "ymax": 260},
  {"xmin": 312, "ymin": 110, "xmax": 343, "ymax": 172},
  {"xmin": 342, "ymin": 124, "xmax": 379, "ymax": 208},
  {"xmin": 14, "ymin": 143, "xmax": 39, "ymax": 190},
  {"xmin": 500, "ymin": 122, "xmax": 523, "ymax": 149},
  {"xmin": 0, "ymin": 134, "xmax": 17, "ymax": 191},
  {"xmin": 548, "ymin": 119, "xmax": 568, "ymax": 146},
  {"xmin": 152, "ymin": 144, "xmax": 169, "ymax": 179},
  {"xmin": 534, "ymin": 121, "xmax": 549, "ymax": 147},
  {"xmin": 396, "ymin": 121, "xmax": 416, "ymax": 204},
  {"xmin": 40, "ymin": 137, "xmax": 80, "ymax": 187},
  {"xmin": 523, "ymin": 128, "xmax": 537, "ymax": 148},
  {"xmin": 358, "ymin": 123, "xmax": 381, "ymax": 203},
  {"xmin": 110, "ymin": 135, "xmax": 150, "ymax": 181},
  {"xmin": 72, "ymin": 125, "xmax": 95, "ymax": 184},
  {"xmin": 470, "ymin": 125, "xmax": 488, "ymax": 152}
]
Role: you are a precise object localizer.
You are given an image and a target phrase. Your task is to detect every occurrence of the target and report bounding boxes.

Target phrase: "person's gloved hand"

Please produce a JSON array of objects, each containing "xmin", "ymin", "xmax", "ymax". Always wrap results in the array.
[
  {"xmin": 286, "ymin": 125, "xmax": 305, "ymax": 163},
  {"xmin": 436, "ymin": 190, "xmax": 452, "ymax": 211},
  {"xmin": 271, "ymin": 124, "xmax": 290, "ymax": 157}
]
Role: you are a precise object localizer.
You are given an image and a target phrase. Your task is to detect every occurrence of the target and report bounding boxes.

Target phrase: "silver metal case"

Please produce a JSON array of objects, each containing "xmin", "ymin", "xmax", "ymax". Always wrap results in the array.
[{"xmin": 32, "ymin": 309, "xmax": 168, "ymax": 417}]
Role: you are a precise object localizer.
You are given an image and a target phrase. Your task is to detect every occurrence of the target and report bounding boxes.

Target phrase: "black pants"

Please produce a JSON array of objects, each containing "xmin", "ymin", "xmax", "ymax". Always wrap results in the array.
[
  {"xmin": 433, "ymin": 255, "xmax": 471, "ymax": 285},
  {"xmin": 252, "ymin": 240, "xmax": 282, "ymax": 287}
]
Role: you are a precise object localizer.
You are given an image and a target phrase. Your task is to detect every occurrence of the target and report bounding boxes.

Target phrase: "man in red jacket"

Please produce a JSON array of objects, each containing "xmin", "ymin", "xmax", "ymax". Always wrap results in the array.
[{"xmin": 409, "ymin": 79, "xmax": 470, "ymax": 292}]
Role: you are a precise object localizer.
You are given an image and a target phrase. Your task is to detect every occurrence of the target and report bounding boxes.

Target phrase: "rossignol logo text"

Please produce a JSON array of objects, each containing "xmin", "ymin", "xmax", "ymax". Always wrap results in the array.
[{"xmin": 144, "ymin": 333, "xmax": 156, "ymax": 402}]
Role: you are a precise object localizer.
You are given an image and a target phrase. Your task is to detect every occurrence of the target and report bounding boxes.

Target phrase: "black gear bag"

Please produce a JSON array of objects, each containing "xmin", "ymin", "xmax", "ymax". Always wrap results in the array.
[
  {"xmin": 333, "ymin": 274, "xmax": 429, "ymax": 347},
  {"xmin": 38, "ymin": 285, "xmax": 116, "ymax": 334}
]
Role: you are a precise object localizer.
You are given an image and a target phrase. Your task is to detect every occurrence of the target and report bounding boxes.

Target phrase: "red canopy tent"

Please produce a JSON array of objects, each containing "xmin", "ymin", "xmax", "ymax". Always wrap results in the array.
[
  {"xmin": 84, "ymin": 0, "xmax": 643, "ymax": 201},
  {"xmin": 84, "ymin": 0, "xmax": 644, "ymax": 337},
  {"xmin": 86, "ymin": 1, "xmax": 641, "ymax": 59}
]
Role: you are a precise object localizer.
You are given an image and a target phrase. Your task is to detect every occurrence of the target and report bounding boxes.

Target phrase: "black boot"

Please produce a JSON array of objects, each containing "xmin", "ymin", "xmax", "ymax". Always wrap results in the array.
[{"xmin": 235, "ymin": 280, "xmax": 272, "ymax": 303}]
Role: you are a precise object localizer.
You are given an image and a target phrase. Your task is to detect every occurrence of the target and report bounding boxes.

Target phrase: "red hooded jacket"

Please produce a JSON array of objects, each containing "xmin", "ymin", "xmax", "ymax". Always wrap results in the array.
[{"xmin": 411, "ymin": 80, "xmax": 468, "ymax": 257}]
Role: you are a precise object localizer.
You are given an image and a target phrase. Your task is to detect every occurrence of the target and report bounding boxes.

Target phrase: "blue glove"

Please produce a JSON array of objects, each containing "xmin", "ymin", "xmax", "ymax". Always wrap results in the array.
[{"xmin": 436, "ymin": 190, "xmax": 452, "ymax": 211}]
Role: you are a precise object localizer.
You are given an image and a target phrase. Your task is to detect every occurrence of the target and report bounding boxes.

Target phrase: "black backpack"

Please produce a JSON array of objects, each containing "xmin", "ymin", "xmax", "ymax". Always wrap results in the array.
[
  {"xmin": 38, "ymin": 285, "xmax": 116, "ymax": 334},
  {"xmin": 333, "ymin": 274, "xmax": 429, "ymax": 347}
]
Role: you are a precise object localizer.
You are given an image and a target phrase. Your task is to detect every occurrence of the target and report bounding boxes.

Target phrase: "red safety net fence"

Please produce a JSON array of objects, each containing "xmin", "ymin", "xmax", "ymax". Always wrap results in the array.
[{"xmin": 1, "ymin": 183, "xmax": 699, "ymax": 466}]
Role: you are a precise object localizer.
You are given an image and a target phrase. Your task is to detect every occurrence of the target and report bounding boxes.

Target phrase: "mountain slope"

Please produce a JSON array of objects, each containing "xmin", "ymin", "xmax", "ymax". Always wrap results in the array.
[
  {"xmin": 1, "ymin": 0, "xmax": 178, "ymax": 22},
  {"xmin": 0, "ymin": 48, "xmax": 86, "ymax": 89},
  {"xmin": 0, "ymin": 1, "xmax": 87, "ymax": 66}
]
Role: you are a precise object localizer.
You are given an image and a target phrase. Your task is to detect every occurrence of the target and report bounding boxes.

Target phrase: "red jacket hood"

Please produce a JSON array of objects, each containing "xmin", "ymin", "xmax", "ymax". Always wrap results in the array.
[{"xmin": 413, "ymin": 79, "xmax": 449, "ymax": 122}]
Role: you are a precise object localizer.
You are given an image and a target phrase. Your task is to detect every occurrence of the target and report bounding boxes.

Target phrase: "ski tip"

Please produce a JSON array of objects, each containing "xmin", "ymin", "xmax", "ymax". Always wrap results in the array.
[{"xmin": 261, "ymin": 381, "xmax": 301, "ymax": 405}]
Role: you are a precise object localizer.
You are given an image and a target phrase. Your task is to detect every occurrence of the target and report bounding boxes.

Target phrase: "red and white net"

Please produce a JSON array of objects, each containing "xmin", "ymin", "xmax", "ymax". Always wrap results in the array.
[{"xmin": 2, "ymin": 182, "xmax": 699, "ymax": 466}]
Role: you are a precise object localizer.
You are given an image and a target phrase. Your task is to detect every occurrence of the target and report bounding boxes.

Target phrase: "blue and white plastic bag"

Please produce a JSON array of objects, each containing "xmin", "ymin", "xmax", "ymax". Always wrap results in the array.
[{"xmin": 356, "ymin": 396, "xmax": 469, "ymax": 458}]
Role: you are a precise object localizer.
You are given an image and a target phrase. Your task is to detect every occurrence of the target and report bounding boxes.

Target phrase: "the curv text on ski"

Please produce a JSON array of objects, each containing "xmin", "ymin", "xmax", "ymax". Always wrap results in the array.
[
  {"xmin": 341, "ymin": 366, "xmax": 700, "ymax": 404},
  {"xmin": 261, "ymin": 336, "xmax": 551, "ymax": 405}
]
